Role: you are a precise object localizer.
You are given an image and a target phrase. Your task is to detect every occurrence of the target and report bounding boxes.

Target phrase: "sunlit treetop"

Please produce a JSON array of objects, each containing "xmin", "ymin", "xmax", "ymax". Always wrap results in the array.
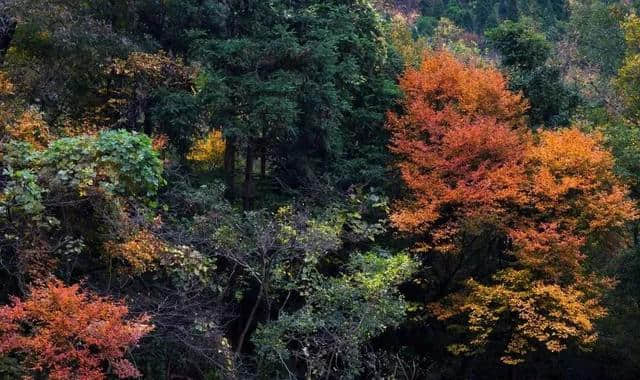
[
  {"xmin": 524, "ymin": 128, "xmax": 637, "ymax": 235},
  {"xmin": 395, "ymin": 51, "xmax": 529, "ymax": 127}
]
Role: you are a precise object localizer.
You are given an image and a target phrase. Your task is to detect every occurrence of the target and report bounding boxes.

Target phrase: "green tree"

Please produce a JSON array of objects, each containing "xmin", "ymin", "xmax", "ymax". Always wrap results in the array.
[
  {"xmin": 616, "ymin": 12, "xmax": 640, "ymax": 121},
  {"xmin": 0, "ymin": 130, "xmax": 164, "ymax": 284},
  {"xmin": 3, "ymin": 0, "xmax": 130, "ymax": 118},
  {"xmin": 253, "ymin": 251, "xmax": 416, "ymax": 379},
  {"xmin": 487, "ymin": 20, "xmax": 580, "ymax": 127},
  {"xmin": 191, "ymin": 0, "xmax": 400, "ymax": 206},
  {"xmin": 570, "ymin": 0, "xmax": 626, "ymax": 77}
]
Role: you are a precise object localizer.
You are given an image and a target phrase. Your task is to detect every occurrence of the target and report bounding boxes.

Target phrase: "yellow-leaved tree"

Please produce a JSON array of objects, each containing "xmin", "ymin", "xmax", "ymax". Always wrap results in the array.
[{"xmin": 187, "ymin": 130, "xmax": 226, "ymax": 171}]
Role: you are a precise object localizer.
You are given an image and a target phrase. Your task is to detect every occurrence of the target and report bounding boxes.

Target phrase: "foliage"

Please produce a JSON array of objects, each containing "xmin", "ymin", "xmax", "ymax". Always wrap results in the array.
[
  {"xmin": 0, "ymin": 129, "xmax": 164, "ymax": 283},
  {"xmin": 616, "ymin": 12, "xmax": 640, "ymax": 121},
  {"xmin": 430, "ymin": 18, "xmax": 484, "ymax": 60},
  {"xmin": 388, "ymin": 14, "xmax": 429, "ymax": 67},
  {"xmin": 569, "ymin": 0, "xmax": 626, "ymax": 77},
  {"xmin": 602, "ymin": 121, "xmax": 640, "ymax": 196},
  {"xmin": 387, "ymin": 51, "xmax": 529, "ymax": 251},
  {"xmin": 434, "ymin": 128, "xmax": 635, "ymax": 364},
  {"xmin": 0, "ymin": 279, "xmax": 153, "ymax": 380},
  {"xmin": 160, "ymin": 244, "xmax": 216, "ymax": 288},
  {"xmin": 39, "ymin": 129, "xmax": 165, "ymax": 198},
  {"xmin": 420, "ymin": 0, "xmax": 569, "ymax": 34},
  {"xmin": 487, "ymin": 20, "xmax": 581, "ymax": 127},
  {"xmin": 437, "ymin": 269, "xmax": 608, "ymax": 365},
  {"xmin": 3, "ymin": 107, "xmax": 51, "ymax": 149},
  {"xmin": 3, "ymin": 1, "xmax": 640, "ymax": 378},
  {"xmin": 253, "ymin": 251, "xmax": 417, "ymax": 379},
  {"xmin": 98, "ymin": 51, "xmax": 199, "ymax": 152},
  {"xmin": 192, "ymin": 0, "xmax": 401, "ymax": 190},
  {"xmin": 523, "ymin": 128, "xmax": 636, "ymax": 239},
  {"xmin": 187, "ymin": 129, "xmax": 226, "ymax": 171},
  {"xmin": 104, "ymin": 229, "xmax": 166, "ymax": 273},
  {"xmin": 3, "ymin": 0, "xmax": 130, "ymax": 116},
  {"xmin": 0, "ymin": 166, "xmax": 45, "ymax": 219},
  {"xmin": 390, "ymin": 52, "xmax": 637, "ymax": 366},
  {"xmin": 486, "ymin": 20, "xmax": 551, "ymax": 70},
  {"xmin": 0, "ymin": 71, "xmax": 13, "ymax": 95}
]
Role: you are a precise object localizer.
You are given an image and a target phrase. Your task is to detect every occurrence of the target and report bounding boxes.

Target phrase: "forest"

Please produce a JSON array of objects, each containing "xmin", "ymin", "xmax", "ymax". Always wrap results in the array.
[{"xmin": 2, "ymin": 0, "xmax": 640, "ymax": 379}]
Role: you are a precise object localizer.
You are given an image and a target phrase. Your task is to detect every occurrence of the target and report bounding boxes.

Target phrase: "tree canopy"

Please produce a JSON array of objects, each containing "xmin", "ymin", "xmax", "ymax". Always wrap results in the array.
[{"xmin": 2, "ymin": 0, "xmax": 640, "ymax": 379}]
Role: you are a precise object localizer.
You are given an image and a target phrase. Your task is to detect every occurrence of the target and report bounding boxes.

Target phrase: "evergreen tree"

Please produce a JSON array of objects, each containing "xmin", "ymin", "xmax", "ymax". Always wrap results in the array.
[{"xmin": 487, "ymin": 20, "xmax": 580, "ymax": 127}]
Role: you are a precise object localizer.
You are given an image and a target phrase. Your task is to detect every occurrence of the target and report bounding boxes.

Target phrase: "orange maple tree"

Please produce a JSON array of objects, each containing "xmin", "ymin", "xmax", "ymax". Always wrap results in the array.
[
  {"xmin": 391, "ymin": 51, "xmax": 529, "ymax": 127},
  {"xmin": 0, "ymin": 280, "xmax": 153, "ymax": 380},
  {"xmin": 513, "ymin": 128, "xmax": 637, "ymax": 282},
  {"xmin": 387, "ymin": 51, "xmax": 530, "ymax": 253},
  {"xmin": 389, "ymin": 52, "xmax": 638, "ymax": 364}
]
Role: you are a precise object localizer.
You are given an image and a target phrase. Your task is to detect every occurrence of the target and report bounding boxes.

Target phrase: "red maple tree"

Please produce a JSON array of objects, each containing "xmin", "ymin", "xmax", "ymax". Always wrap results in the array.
[{"xmin": 0, "ymin": 279, "xmax": 153, "ymax": 380}]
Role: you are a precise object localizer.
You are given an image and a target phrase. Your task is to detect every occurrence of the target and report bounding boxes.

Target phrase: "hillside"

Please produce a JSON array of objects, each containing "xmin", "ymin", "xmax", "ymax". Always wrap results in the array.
[{"xmin": 1, "ymin": 1, "xmax": 640, "ymax": 379}]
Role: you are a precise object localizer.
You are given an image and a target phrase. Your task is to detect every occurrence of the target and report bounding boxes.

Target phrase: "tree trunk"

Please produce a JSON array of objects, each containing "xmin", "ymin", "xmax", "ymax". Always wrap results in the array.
[
  {"xmin": 235, "ymin": 284, "xmax": 263, "ymax": 354},
  {"xmin": 223, "ymin": 137, "xmax": 237, "ymax": 200},
  {"xmin": 260, "ymin": 126, "xmax": 267, "ymax": 178},
  {"xmin": 260, "ymin": 143, "xmax": 266, "ymax": 179},
  {"xmin": 243, "ymin": 140, "xmax": 255, "ymax": 210}
]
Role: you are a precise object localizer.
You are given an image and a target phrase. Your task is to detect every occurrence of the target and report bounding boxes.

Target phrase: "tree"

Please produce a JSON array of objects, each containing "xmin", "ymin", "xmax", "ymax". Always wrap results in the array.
[
  {"xmin": 388, "ymin": 14, "xmax": 429, "ymax": 68},
  {"xmin": 191, "ymin": 0, "xmax": 400, "ymax": 204},
  {"xmin": 2, "ymin": 0, "xmax": 129, "ymax": 118},
  {"xmin": 0, "ymin": 279, "xmax": 153, "ymax": 379},
  {"xmin": 419, "ymin": 0, "xmax": 567, "ymax": 36},
  {"xmin": 387, "ymin": 51, "xmax": 529, "ymax": 253},
  {"xmin": 212, "ymin": 207, "xmax": 343, "ymax": 354},
  {"xmin": 186, "ymin": 129, "xmax": 226, "ymax": 171},
  {"xmin": 498, "ymin": 0, "xmax": 519, "ymax": 22},
  {"xmin": 431, "ymin": 128, "xmax": 636, "ymax": 365},
  {"xmin": 554, "ymin": 1, "xmax": 626, "ymax": 121},
  {"xmin": 388, "ymin": 52, "xmax": 637, "ymax": 366},
  {"xmin": 0, "ymin": 129, "xmax": 165, "ymax": 283},
  {"xmin": 0, "ymin": 1, "xmax": 16, "ymax": 64},
  {"xmin": 616, "ymin": 12, "xmax": 640, "ymax": 121},
  {"xmin": 569, "ymin": 0, "xmax": 626, "ymax": 78},
  {"xmin": 487, "ymin": 20, "xmax": 581, "ymax": 127},
  {"xmin": 98, "ymin": 51, "xmax": 199, "ymax": 153},
  {"xmin": 253, "ymin": 251, "xmax": 416, "ymax": 379}
]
